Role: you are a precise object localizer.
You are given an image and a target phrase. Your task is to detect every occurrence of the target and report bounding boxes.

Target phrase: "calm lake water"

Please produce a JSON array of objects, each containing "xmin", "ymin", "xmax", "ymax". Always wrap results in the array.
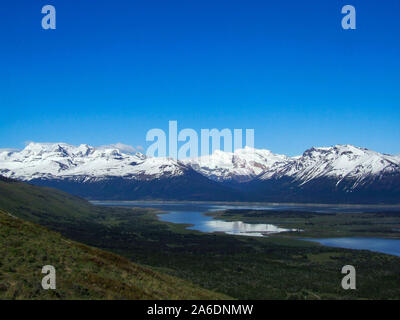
[
  {"xmin": 302, "ymin": 238, "xmax": 400, "ymax": 257},
  {"xmin": 93, "ymin": 201, "xmax": 400, "ymax": 256},
  {"xmin": 156, "ymin": 211, "xmax": 296, "ymax": 237}
]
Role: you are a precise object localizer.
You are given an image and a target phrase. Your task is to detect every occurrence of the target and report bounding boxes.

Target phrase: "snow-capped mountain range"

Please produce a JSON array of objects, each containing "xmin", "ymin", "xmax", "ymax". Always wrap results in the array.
[
  {"xmin": 243, "ymin": 145, "xmax": 400, "ymax": 204},
  {"xmin": 259, "ymin": 145, "xmax": 400, "ymax": 188},
  {"xmin": 1, "ymin": 142, "xmax": 400, "ymax": 203},
  {"xmin": 0, "ymin": 142, "xmax": 290, "ymax": 182},
  {"xmin": 0, "ymin": 142, "xmax": 184, "ymax": 181},
  {"xmin": 182, "ymin": 147, "xmax": 289, "ymax": 182}
]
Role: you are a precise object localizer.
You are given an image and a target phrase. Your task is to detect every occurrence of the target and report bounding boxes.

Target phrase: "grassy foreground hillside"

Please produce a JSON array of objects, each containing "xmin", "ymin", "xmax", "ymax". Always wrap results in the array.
[{"xmin": 0, "ymin": 208, "xmax": 228, "ymax": 300}]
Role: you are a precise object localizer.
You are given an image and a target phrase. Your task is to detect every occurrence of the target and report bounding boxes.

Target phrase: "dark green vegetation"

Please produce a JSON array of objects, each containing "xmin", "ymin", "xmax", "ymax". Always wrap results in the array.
[
  {"xmin": 1, "ymin": 178, "xmax": 400, "ymax": 299},
  {"xmin": 209, "ymin": 209, "xmax": 400, "ymax": 238}
]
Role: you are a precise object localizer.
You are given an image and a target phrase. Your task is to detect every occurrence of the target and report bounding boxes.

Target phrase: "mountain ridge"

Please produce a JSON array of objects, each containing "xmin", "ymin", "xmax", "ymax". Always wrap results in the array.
[{"xmin": 1, "ymin": 142, "xmax": 400, "ymax": 203}]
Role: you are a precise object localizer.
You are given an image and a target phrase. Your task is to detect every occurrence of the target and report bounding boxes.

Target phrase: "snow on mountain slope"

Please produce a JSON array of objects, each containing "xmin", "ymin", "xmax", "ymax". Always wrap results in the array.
[
  {"xmin": 1, "ymin": 143, "xmax": 400, "ymax": 194},
  {"xmin": 259, "ymin": 145, "xmax": 400, "ymax": 189},
  {"xmin": 0, "ymin": 142, "xmax": 186, "ymax": 181},
  {"xmin": 182, "ymin": 147, "xmax": 288, "ymax": 182}
]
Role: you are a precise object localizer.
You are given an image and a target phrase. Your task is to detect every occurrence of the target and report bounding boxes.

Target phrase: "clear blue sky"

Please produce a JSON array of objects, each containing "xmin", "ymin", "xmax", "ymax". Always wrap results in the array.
[{"xmin": 1, "ymin": 0, "xmax": 399, "ymax": 156}]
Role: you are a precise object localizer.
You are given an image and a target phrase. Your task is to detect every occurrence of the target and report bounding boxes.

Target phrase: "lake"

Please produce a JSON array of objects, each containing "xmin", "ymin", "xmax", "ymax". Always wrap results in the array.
[
  {"xmin": 302, "ymin": 238, "xmax": 400, "ymax": 257},
  {"xmin": 93, "ymin": 201, "xmax": 400, "ymax": 256},
  {"xmin": 157, "ymin": 211, "xmax": 297, "ymax": 236},
  {"xmin": 92, "ymin": 201, "xmax": 304, "ymax": 236}
]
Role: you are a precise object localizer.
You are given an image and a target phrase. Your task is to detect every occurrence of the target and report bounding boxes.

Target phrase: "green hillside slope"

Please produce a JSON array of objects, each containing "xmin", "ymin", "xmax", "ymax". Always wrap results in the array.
[
  {"xmin": 0, "ymin": 208, "xmax": 228, "ymax": 300},
  {"xmin": 0, "ymin": 176, "xmax": 103, "ymax": 225}
]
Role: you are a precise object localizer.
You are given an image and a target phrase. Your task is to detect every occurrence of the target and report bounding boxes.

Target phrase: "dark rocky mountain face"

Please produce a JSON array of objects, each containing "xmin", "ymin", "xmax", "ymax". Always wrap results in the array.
[
  {"xmin": 30, "ymin": 169, "xmax": 244, "ymax": 201},
  {"xmin": 239, "ymin": 172, "xmax": 400, "ymax": 204}
]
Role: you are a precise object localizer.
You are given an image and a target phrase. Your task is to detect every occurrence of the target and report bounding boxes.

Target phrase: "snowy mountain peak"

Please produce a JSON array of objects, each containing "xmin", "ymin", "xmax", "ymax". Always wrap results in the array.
[
  {"xmin": 23, "ymin": 142, "xmax": 69, "ymax": 154},
  {"xmin": 303, "ymin": 144, "xmax": 369, "ymax": 157},
  {"xmin": 260, "ymin": 144, "xmax": 400, "ymax": 189},
  {"xmin": 182, "ymin": 147, "xmax": 288, "ymax": 182}
]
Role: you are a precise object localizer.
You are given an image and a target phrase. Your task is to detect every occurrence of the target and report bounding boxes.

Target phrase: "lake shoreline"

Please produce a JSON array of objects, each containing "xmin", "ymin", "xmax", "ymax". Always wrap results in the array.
[
  {"xmin": 300, "ymin": 237, "xmax": 400, "ymax": 257},
  {"xmin": 91, "ymin": 200, "xmax": 400, "ymax": 210}
]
